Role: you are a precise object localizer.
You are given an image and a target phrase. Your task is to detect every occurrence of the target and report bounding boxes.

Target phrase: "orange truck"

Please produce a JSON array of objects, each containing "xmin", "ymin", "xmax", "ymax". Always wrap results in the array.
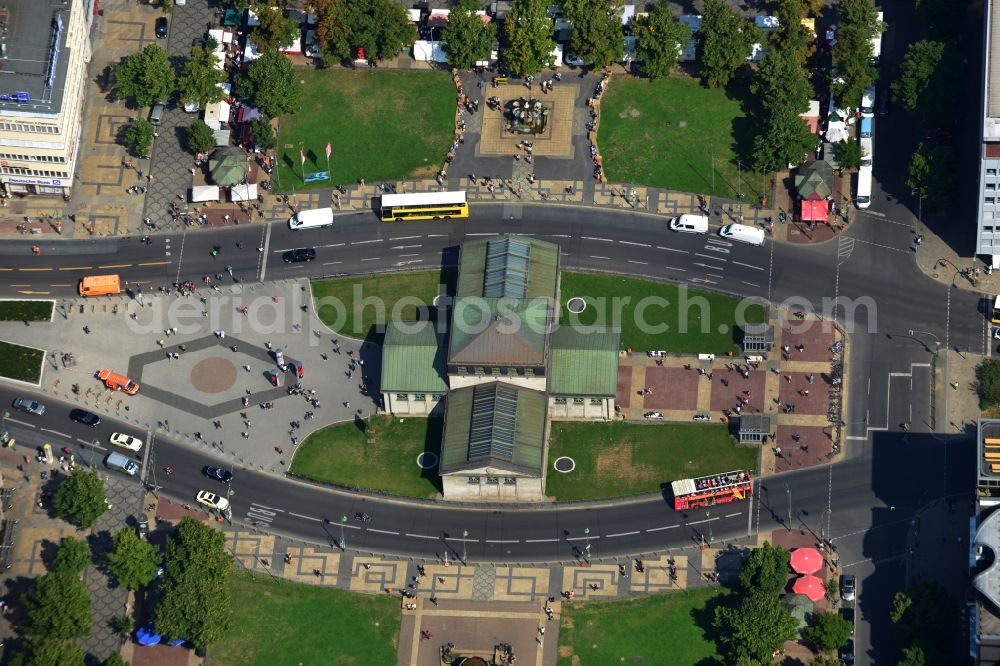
[
  {"xmin": 78, "ymin": 275, "xmax": 121, "ymax": 297},
  {"xmin": 97, "ymin": 369, "xmax": 139, "ymax": 395}
]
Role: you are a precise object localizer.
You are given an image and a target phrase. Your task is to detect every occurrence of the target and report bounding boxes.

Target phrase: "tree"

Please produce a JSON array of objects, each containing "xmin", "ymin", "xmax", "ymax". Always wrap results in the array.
[
  {"xmin": 890, "ymin": 40, "xmax": 958, "ymax": 128},
  {"xmin": 53, "ymin": 469, "xmax": 107, "ymax": 529},
  {"xmin": 248, "ymin": 116, "xmax": 276, "ymax": 150},
  {"xmin": 749, "ymin": 50, "xmax": 816, "ymax": 171},
  {"xmin": 124, "ymin": 119, "xmax": 155, "ymax": 158},
  {"xmin": 22, "ymin": 571, "xmax": 92, "ymax": 639},
  {"xmin": 980, "ymin": 359, "xmax": 1000, "ymax": 408},
  {"xmin": 234, "ymin": 48, "xmax": 302, "ymax": 118},
  {"xmin": 111, "ymin": 615, "xmax": 134, "ymax": 641},
  {"xmin": 112, "ymin": 44, "xmax": 175, "ymax": 107},
  {"xmin": 442, "ymin": 0, "xmax": 497, "ymax": 70},
  {"xmin": 340, "ymin": 0, "xmax": 415, "ymax": 63},
  {"xmin": 560, "ymin": 0, "xmax": 624, "ymax": 69},
  {"xmin": 898, "ymin": 646, "xmax": 926, "ymax": 666},
  {"xmin": 503, "ymin": 0, "xmax": 556, "ymax": 77},
  {"xmin": 811, "ymin": 656, "xmax": 843, "ymax": 666},
  {"xmin": 177, "ymin": 46, "xmax": 227, "ymax": 110},
  {"xmin": 105, "ymin": 527, "xmax": 160, "ymax": 590},
  {"xmin": 633, "ymin": 3, "xmax": 691, "ymax": 79},
  {"xmin": 772, "ymin": 0, "xmax": 815, "ymax": 65},
  {"xmin": 154, "ymin": 518, "xmax": 233, "ymax": 648},
  {"xmin": 830, "ymin": 0, "xmax": 882, "ymax": 110},
  {"xmin": 697, "ymin": 0, "xmax": 758, "ymax": 88},
  {"xmin": 802, "ymin": 611, "xmax": 853, "ymax": 652},
  {"xmin": 313, "ymin": 0, "xmax": 352, "ymax": 62},
  {"xmin": 714, "ymin": 589, "xmax": 799, "ymax": 663},
  {"xmin": 835, "ymin": 138, "xmax": 863, "ymax": 171},
  {"xmin": 187, "ymin": 119, "xmax": 216, "ymax": 155},
  {"xmin": 52, "ymin": 537, "xmax": 91, "ymax": 575},
  {"xmin": 738, "ymin": 541, "xmax": 791, "ymax": 596},
  {"xmin": 10, "ymin": 638, "xmax": 85, "ymax": 666},
  {"xmin": 890, "ymin": 581, "xmax": 961, "ymax": 664},
  {"xmin": 251, "ymin": 4, "xmax": 298, "ymax": 50},
  {"xmin": 905, "ymin": 142, "xmax": 957, "ymax": 210}
]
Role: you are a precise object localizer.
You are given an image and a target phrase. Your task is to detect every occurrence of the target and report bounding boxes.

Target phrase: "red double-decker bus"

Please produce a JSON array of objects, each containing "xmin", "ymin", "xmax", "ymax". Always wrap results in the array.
[{"xmin": 671, "ymin": 470, "xmax": 753, "ymax": 510}]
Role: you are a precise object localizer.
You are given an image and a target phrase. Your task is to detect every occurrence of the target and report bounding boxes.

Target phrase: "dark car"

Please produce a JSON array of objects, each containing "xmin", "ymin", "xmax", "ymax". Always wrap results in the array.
[
  {"xmin": 69, "ymin": 409, "xmax": 101, "ymax": 427},
  {"xmin": 283, "ymin": 247, "xmax": 316, "ymax": 263},
  {"xmin": 840, "ymin": 639, "xmax": 855, "ymax": 665},
  {"xmin": 203, "ymin": 466, "xmax": 233, "ymax": 483},
  {"xmin": 840, "ymin": 606, "xmax": 855, "ymax": 628},
  {"xmin": 155, "ymin": 17, "xmax": 168, "ymax": 38},
  {"xmin": 13, "ymin": 397, "xmax": 45, "ymax": 416}
]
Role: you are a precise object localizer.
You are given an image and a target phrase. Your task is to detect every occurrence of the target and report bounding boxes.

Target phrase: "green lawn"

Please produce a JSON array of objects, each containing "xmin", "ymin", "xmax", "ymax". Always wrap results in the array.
[
  {"xmin": 0, "ymin": 341, "xmax": 44, "ymax": 383},
  {"xmin": 545, "ymin": 422, "xmax": 757, "ymax": 501},
  {"xmin": 0, "ymin": 300, "xmax": 52, "ymax": 321},
  {"xmin": 312, "ymin": 269, "xmax": 454, "ymax": 341},
  {"xmin": 558, "ymin": 587, "xmax": 728, "ymax": 666},
  {"xmin": 212, "ymin": 571, "xmax": 401, "ymax": 666},
  {"xmin": 276, "ymin": 70, "xmax": 455, "ymax": 191},
  {"xmin": 559, "ymin": 272, "xmax": 766, "ymax": 354},
  {"xmin": 290, "ymin": 415, "xmax": 442, "ymax": 498},
  {"xmin": 599, "ymin": 76, "xmax": 765, "ymax": 199}
]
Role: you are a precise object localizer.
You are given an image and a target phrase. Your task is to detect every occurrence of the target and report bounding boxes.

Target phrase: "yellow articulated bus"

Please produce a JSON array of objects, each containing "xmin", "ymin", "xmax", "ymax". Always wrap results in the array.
[
  {"xmin": 379, "ymin": 191, "xmax": 468, "ymax": 222},
  {"xmin": 79, "ymin": 274, "xmax": 121, "ymax": 297}
]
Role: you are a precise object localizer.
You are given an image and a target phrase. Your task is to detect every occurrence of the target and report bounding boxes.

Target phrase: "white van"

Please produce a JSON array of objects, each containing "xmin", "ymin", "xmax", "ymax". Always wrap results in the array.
[
  {"xmin": 669, "ymin": 214, "xmax": 709, "ymax": 234},
  {"xmin": 860, "ymin": 85, "xmax": 875, "ymax": 117},
  {"xmin": 719, "ymin": 223, "xmax": 766, "ymax": 246},
  {"xmin": 288, "ymin": 208, "xmax": 334, "ymax": 230},
  {"xmin": 105, "ymin": 452, "xmax": 138, "ymax": 476}
]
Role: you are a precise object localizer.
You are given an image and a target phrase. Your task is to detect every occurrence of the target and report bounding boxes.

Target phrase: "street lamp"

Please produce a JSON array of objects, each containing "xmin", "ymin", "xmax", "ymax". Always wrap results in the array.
[
  {"xmin": 907, "ymin": 329, "xmax": 941, "ymax": 353},
  {"xmin": 584, "ymin": 527, "xmax": 591, "ymax": 563},
  {"xmin": 786, "ymin": 485, "xmax": 792, "ymax": 530},
  {"xmin": 339, "ymin": 515, "xmax": 347, "ymax": 550},
  {"xmin": 462, "ymin": 529, "xmax": 468, "ymax": 564},
  {"xmin": 0, "ymin": 409, "xmax": 9, "ymax": 444}
]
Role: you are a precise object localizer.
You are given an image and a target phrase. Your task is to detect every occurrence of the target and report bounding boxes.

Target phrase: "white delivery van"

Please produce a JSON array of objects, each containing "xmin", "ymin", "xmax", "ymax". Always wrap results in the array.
[
  {"xmin": 288, "ymin": 208, "xmax": 334, "ymax": 230},
  {"xmin": 669, "ymin": 214, "xmax": 709, "ymax": 234},
  {"xmin": 861, "ymin": 85, "xmax": 876, "ymax": 116},
  {"xmin": 105, "ymin": 452, "xmax": 138, "ymax": 476},
  {"xmin": 719, "ymin": 223, "xmax": 766, "ymax": 246}
]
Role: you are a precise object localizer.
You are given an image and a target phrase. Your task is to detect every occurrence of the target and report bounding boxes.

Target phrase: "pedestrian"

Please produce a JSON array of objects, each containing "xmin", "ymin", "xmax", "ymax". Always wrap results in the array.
[
  {"xmin": 806, "ymin": 374, "xmax": 814, "ymax": 384},
  {"xmin": 785, "ymin": 375, "xmax": 791, "ymax": 383}
]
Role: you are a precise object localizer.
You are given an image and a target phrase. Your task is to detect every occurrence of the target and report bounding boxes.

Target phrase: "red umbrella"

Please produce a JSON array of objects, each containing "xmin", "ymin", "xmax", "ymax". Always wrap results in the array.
[
  {"xmin": 792, "ymin": 574, "xmax": 825, "ymax": 602},
  {"xmin": 790, "ymin": 547, "xmax": 823, "ymax": 574}
]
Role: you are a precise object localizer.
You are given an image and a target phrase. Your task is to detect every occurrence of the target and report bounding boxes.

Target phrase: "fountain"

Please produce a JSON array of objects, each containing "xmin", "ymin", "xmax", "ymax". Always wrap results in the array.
[{"xmin": 505, "ymin": 97, "xmax": 547, "ymax": 135}]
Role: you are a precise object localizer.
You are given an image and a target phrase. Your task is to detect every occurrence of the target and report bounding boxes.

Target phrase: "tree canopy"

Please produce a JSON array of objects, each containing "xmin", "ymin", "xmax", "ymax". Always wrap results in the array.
[
  {"xmin": 738, "ymin": 541, "xmax": 791, "ymax": 596},
  {"xmin": 714, "ymin": 589, "xmax": 798, "ymax": 664},
  {"xmin": 186, "ymin": 119, "xmax": 216, "ymax": 155},
  {"xmin": 771, "ymin": 0, "xmax": 816, "ymax": 65},
  {"xmin": 52, "ymin": 537, "xmax": 91, "ymax": 575},
  {"xmin": 560, "ymin": 0, "xmax": 624, "ymax": 69},
  {"xmin": 633, "ymin": 3, "xmax": 690, "ymax": 79},
  {"xmin": 234, "ymin": 48, "xmax": 302, "ymax": 118},
  {"xmin": 177, "ymin": 46, "xmax": 227, "ymax": 110},
  {"xmin": 53, "ymin": 469, "xmax": 107, "ymax": 529},
  {"xmin": 248, "ymin": 116, "xmax": 276, "ymax": 151},
  {"xmin": 830, "ymin": 0, "xmax": 882, "ymax": 109},
  {"xmin": 22, "ymin": 571, "xmax": 92, "ymax": 639},
  {"xmin": 105, "ymin": 527, "xmax": 161, "ymax": 590},
  {"xmin": 697, "ymin": 0, "xmax": 758, "ymax": 88},
  {"xmin": 503, "ymin": 0, "xmax": 556, "ymax": 77},
  {"xmin": 980, "ymin": 359, "xmax": 1000, "ymax": 408},
  {"xmin": 749, "ymin": 50, "xmax": 815, "ymax": 171},
  {"xmin": 442, "ymin": 0, "xmax": 497, "ymax": 70},
  {"xmin": 251, "ymin": 4, "xmax": 299, "ymax": 50},
  {"xmin": 802, "ymin": 610, "xmax": 854, "ymax": 652},
  {"xmin": 313, "ymin": 0, "xmax": 414, "ymax": 63},
  {"xmin": 123, "ymin": 119, "xmax": 155, "ymax": 158},
  {"xmin": 905, "ymin": 142, "xmax": 957, "ymax": 210},
  {"xmin": 113, "ymin": 44, "xmax": 175, "ymax": 107},
  {"xmin": 890, "ymin": 581, "xmax": 961, "ymax": 664},
  {"xmin": 890, "ymin": 40, "xmax": 958, "ymax": 129},
  {"xmin": 835, "ymin": 138, "xmax": 864, "ymax": 172},
  {"xmin": 154, "ymin": 518, "xmax": 233, "ymax": 648},
  {"xmin": 10, "ymin": 638, "xmax": 85, "ymax": 666}
]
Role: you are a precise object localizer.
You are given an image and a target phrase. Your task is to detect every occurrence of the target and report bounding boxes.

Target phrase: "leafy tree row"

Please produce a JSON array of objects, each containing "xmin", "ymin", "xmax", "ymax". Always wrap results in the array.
[
  {"xmin": 830, "ymin": 0, "xmax": 883, "ymax": 110},
  {"xmin": 312, "ymin": 0, "xmax": 414, "ymax": 64},
  {"xmin": 749, "ymin": 49, "xmax": 816, "ymax": 172}
]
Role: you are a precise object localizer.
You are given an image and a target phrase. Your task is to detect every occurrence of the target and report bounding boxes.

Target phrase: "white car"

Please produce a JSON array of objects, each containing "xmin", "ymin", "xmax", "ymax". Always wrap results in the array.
[
  {"xmin": 109, "ymin": 432, "xmax": 143, "ymax": 452},
  {"xmin": 196, "ymin": 490, "xmax": 230, "ymax": 511},
  {"xmin": 564, "ymin": 54, "xmax": 589, "ymax": 67}
]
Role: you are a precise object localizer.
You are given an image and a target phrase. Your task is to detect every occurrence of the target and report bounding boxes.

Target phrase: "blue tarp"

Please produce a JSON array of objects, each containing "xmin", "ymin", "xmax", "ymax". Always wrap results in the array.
[
  {"xmin": 136, "ymin": 625, "xmax": 160, "ymax": 646},
  {"xmin": 859, "ymin": 116, "xmax": 872, "ymax": 138}
]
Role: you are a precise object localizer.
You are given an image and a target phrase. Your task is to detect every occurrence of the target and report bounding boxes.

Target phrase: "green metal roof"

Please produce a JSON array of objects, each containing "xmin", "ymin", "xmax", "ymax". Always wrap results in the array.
[
  {"xmin": 456, "ymin": 235, "xmax": 560, "ymax": 300},
  {"xmin": 447, "ymin": 297, "xmax": 552, "ymax": 367},
  {"xmin": 380, "ymin": 320, "xmax": 449, "ymax": 393},
  {"xmin": 440, "ymin": 382, "xmax": 548, "ymax": 476},
  {"xmin": 549, "ymin": 327, "xmax": 620, "ymax": 396}
]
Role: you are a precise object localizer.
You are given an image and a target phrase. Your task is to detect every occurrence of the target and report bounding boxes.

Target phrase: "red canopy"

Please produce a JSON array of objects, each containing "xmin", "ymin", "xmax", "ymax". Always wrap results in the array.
[
  {"xmin": 801, "ymin": 199, "xmax": 829, "ymax": 222},
  {"xmin": 791, "ymin": 574, "xmax": 825, "ymax": 602},
  {"xmin": 790, "ymin": 547, "xmax": 823, "ymax": 574}
]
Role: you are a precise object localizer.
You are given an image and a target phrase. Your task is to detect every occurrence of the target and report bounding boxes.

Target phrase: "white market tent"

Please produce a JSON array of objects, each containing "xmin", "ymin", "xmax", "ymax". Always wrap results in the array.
[
  {"xmin": 413, "ymin": 40, "xmax": 448, "ymax": 63},
  {"xmin": 230, "ymin": 183, "xmax": 258, "ymax": 202},
  {"xmin": 407, "ymin": 8, "xmax": 421, "ymax": 22},
  {"xmin": 551, "ymin": 43, "xmax": 563, "ymax": 67},
  {"xmin": 191, "ymin": 185, "xmax": 221, "ymax": 202},
  {"xmin": 204, "ymin": 100, "xmax": 231, "ymax": 129}
]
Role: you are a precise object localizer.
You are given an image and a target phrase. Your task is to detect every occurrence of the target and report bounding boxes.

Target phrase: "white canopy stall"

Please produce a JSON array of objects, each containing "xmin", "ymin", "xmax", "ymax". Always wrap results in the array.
[
  {"xmin": 230, "ymin": 183, "xmax": 258, "ymax": 202},
  {"xmin": 190, "ymin": 185, "xmax": 221, "ymax": 202}
]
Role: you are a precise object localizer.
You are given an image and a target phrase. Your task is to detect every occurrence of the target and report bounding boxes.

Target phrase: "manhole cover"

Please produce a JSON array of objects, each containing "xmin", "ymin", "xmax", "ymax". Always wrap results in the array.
[
  {"xmin": 416, "ymin": 452, "xmax": 438, "ymax": 469},
  {"xmin": 553, "ymin": 456, "xmax": 576, "ymax": 473},
  {"xmin": 567, "ymin": 297, "xmax": 586, "ymax": 314},
  {"xmin": 190, "ymin": 357, "xmax": 237, "ymax": 393}
]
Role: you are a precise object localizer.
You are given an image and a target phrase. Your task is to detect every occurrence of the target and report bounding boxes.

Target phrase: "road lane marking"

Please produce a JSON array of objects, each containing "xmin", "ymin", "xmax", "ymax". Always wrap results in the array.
[
  {"xmin": 287, "ymin": 512, "xmax": 321, "ymax": 521},
  {"xmin": 725, "ymin": 512, "xmax": 742, "ymax": 518},
  {"xmin": 18, "ymin": 268, "xmax": 52, "ymax": 272},
  {"xmin": 351, "ymin": 239, "xmax": 382, "ymax": 245},
  {"xmin": 566, "ymin": 535, "xmax": 600, "ymax": 541},
  {"xmin": 405, "ymin": 533, "xmax": 438, "ymax": 540},
  {"xmin": 486, "ymin": 539, "xmax": 520, "ymax": 543},
  {"xmin": 524, "ymin": 538, "xmax": 558, "ymax": 543},
  {"xmin": 319, "ymin": 243, "xmax": 345, "ymax": 248},
  {"xmin": 59, "ymin": 266, "xmax": 92, "ymax": 271},
  {"xmin": 663, "ymin": 266, "xmax": 687, "ymax": 272},
  {"xmin": 399, "ymin": 253, "xmax": 420, "ymax": 257},
  {"xmin": 360, "ymin": 257, "xmax": 380, "ymax": 261},
  {"xmin": 732, "ymin": 261, "xmax": 764, "ymax": 271},
  {"xmin": 322, "ymin": 261, "xmax": 342, "ymax": 266},
  {"xmin": 8, "ymin": 417, "xmax": 36, "ymax": 428},
  {"xmin": 259, "ymin": 223, "xmax": 273, "ymax": 282},
  {"xmin": 368, "ymin": 528, "xmax": 400, "ymax": 535},
  {"xmin": 548, "ymin": 234, "xmax": 571, "ymax": 238},
  {"xmin": 17, "ymin": 290, "xmax": 49, "ymax": 295},
  {"xmin": 619, "ymin": 240, "xmax": 650, "ymax": 247},
  {"xmin": 628, "ymin": 260, "xmax": 647, "ymax": 265},
  {"xmin": 390, "ymin": 235, "xmax": 421, "ymax": 241},
  {"xmin": 391, "ymin": 245, "xmax": 422, "ymax": 250},
  {"xmin": 742, "ymin": 281, "xmax": 761, "ymax": 288},
  {"xmin": 582, "ymin": 236, "xmax": 613, "ymax": 242},
  {"xmin": 137, "ymin": 261, "xmax": 170, "ymax": 267},
  {"xmin": 98, "ymin": 263, "xmax": 132, "ymax": 269},
  {"xmin": 40, "ymin": 428, "xmax": 71, "ymax": 438},
  {"xmin": 50, "ymin": 283, "xmax": 72, "ymax": 287},
  {"xmin": 645, "ymin": 525, "xmax": 678, "ymax": 532},
  {"xmin": 606, "ymin": 530, "xmax": 640, "ymax": 538},
  {"xmin": 590, "ymin": 256, "xmax": 610, "ymax": 260},
  {"xmin": 0, "ymin": 268, "xmax": 12, "ymax": 272},
  {"xmin": 467, "ymin": 233, "xmax": 498, "ymax": 236},
  {"xmin": 694, "ymin": 253, "xmax": 726, "ymax": 261}
]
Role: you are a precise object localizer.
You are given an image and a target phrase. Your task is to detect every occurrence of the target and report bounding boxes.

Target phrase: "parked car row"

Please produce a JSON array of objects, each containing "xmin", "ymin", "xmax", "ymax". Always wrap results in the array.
[{"xmin": 668, "ymin": 214, "xmax": 766, "ymax": 247}]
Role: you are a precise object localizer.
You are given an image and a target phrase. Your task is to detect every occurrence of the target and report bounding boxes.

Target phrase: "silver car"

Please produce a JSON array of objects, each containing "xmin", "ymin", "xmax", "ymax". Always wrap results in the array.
[{"xmin": 13, "ymin": 397, "xmax": 45, "ymax": 416}]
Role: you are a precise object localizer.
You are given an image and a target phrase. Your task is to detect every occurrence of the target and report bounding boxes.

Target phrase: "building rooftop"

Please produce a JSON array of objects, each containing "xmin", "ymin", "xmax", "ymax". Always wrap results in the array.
[
  {"xmin": 448, "ymin": 297, "xmax": 552, "ymax": 368},
  {"xmin": 380, "ymin": 320, "xmax": 449, "ymax": 393},
  {"xmin": 548, "ymin": 326, "xmax": 619, "ymax": 396},
  {"xmin": 456, "ymin": 235, "xmax": 560, "ymax": 301},
  {"xmin": 440, "ymin": 382, "xmax": 547, "ymax": 476},
  {"xmin": 0, "ymin": 0, "xmax": 73, "ymax": 116},
  {"xmin": 989, "ymin": 0, "xmax": 1000, "ymax": 124}
]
